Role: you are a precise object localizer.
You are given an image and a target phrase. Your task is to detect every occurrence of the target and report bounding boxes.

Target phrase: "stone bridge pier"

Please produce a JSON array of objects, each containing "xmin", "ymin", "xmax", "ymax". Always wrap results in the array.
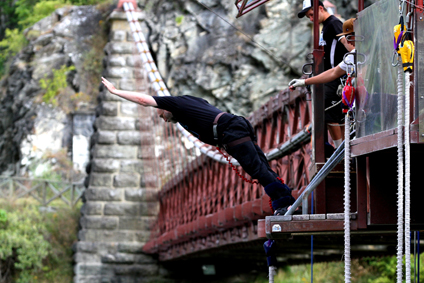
[{"xmin": 73, "ymin": 9, "xmax": 169, "ymax": 283}]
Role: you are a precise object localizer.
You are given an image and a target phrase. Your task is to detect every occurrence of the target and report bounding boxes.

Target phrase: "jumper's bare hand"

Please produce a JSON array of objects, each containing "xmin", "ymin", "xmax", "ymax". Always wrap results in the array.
[{"xmin": 102, "ymin": 77, "xmax": 116, "ymax": 94}]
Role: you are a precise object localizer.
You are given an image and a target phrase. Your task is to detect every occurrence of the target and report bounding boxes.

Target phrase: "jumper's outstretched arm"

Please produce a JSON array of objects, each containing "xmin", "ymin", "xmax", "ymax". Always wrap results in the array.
[{"xmin": 101, "ymin": 77, "xmax": 157, "ymax": 107}]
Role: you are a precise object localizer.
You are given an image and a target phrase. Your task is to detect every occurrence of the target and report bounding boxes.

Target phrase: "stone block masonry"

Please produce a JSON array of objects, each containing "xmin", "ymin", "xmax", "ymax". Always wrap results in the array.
[{"xmin": 73, "ymin": 8, "xmax": 170, "ymax": 283}]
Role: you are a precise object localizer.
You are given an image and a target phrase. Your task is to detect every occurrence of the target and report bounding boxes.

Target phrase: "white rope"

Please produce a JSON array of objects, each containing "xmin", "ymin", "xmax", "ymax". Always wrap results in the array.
[
  {"xmin": 344, "ymin": 111, "xmax": 351, "ymax": 283},
  {"xmin": 404, "ymin": 71, "xmax": 411, "ymax": 282},
  {"xmin": 396, "ymin": 64, "xmax": 404, "ymax": 283},
  {"xmin": 269, "ymin": 266, "xmax": 276, "ymax": 283}
]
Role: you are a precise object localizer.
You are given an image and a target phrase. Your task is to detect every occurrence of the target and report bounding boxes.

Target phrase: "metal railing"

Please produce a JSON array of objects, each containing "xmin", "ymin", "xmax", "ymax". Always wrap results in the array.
[{"xmin": 0, "ymin": 177, "xmax": 85, "ymax": 207}]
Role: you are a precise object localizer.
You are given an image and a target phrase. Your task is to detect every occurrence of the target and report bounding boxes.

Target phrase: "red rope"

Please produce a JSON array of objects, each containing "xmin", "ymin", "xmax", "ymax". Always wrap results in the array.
[{"xmin": 216, "ymin": 147, "xmax": 259, "ymax": 184}]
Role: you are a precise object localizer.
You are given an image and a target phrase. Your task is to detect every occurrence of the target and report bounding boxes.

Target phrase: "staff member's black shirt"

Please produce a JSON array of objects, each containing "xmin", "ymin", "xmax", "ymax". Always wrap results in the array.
[
  {"xmin": 320, "ymin": 15, "xmax": 348, "ymax": 95},
  {"xmin": 153, "ymin": 95, "xmax": 222, "ymax": 145}
]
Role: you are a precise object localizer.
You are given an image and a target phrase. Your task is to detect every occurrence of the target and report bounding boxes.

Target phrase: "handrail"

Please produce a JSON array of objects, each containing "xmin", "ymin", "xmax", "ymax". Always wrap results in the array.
[
  {"xmin": 265, "ymin": 124, "xmax": 311, "ymax": 160},
  {"xmin": 0, "ymin": 176, "xmax": 85, "ymax": 207}
]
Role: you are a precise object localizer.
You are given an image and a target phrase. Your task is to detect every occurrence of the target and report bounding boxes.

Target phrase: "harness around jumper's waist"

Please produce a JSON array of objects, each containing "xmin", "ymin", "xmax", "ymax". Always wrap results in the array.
[{"xmin": 213, "ymin": 112, "xmax": 253, "ymax": 149}]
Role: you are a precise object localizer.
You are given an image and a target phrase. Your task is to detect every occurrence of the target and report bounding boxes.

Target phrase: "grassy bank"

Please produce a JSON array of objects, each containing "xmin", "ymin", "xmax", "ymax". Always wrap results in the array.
[{"xmin": 254, "ymin": 255, "xmax": 424, "ymax": 282}]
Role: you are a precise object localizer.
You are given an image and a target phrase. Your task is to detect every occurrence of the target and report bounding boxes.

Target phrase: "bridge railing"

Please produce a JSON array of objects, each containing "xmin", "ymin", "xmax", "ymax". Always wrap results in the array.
[
  {"xmin": 144, "ymin": 87, "xmax": 313, "ymax": 256},
  {"xmin": 0, "ymin": 176, "xmax": 85, "ymax": 207}
]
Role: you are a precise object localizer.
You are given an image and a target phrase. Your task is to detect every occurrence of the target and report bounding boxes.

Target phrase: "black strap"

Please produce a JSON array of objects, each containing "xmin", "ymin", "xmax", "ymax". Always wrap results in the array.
[
  {"xmin": 213, "ymin": 112, "xmax": 226, "ymax": 142},
  {"xmin": 226, "ymin": 136, "xmax": 252, "ymax": 148}
]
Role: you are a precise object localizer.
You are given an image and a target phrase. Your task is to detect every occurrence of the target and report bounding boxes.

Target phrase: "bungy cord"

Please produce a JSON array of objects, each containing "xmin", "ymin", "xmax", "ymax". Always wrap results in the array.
[
  {"xmin": 404, "ymin": 69, "xmax": 411, "ymax": 283},
  {"xmin": 344, "ymin": 110, "xmax": 351, "ymax": 283},
  {"xmin": 396, "ymin": 64, "xmax": 405, "ymax": 283}
]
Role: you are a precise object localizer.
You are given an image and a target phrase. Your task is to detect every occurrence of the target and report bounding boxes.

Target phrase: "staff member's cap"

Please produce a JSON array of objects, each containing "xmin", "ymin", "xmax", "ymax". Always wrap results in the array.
[
  {"xmin": 298, "ymin": 0, "xmax": 324, "ymax": 18},
  {"xmin": 337, "ymin": 18, "xmax": 355, "ymax": 36}
]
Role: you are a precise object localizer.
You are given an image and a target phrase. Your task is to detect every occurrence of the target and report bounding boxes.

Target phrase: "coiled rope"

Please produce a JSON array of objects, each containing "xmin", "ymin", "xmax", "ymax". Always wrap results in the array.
[
  {"xmin": 344, "ymin": 111, "xmax": 352, "ymax": 283},
  {"xmin": 404, "ymin": 69, "xmax": 411, "ymax": 283},
  {"xmin": 396, "ymin": 64, "xmax": 404, "ymax": 283},
  {"xmin": 269, "ymin": 266, "xmax": 276, "ymax": 283}
]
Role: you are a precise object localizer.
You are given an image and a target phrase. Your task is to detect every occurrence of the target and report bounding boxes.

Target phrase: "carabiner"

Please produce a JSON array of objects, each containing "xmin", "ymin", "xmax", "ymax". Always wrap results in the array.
[
  {"xmin": 357, "ymin": 52, "xmax": 367, "ymax": 65},
  {"xmin": 399, "ymin": 0, "xmax": 406, "ymax": 15},
  {"xmin": 346, "ymin": 34, "xmax": 364, "ymax": 43},
  {"xmin": 302, "ymin": 63, "xmax": 313, "ymax": 75},
  {"xmin": 391, "ymin": 50, "xmax": 400, "ymax": 67},
  {"xmin": 343, "ymin": 51, "xmax": 356, "ymax": 65},
  {"xmin": 343, "ymin": 52, "xmax": 355, "ymax": 76}
]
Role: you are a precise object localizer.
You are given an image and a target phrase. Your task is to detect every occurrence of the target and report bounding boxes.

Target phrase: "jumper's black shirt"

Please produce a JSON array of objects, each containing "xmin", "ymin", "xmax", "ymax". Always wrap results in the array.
[
  {"xmin": 320, "ymin": 15, "xmax": 349, "ymax": 93},
  {"xmin": 153, "ymin": 95, "xmax": 222, "ymax": 145}
]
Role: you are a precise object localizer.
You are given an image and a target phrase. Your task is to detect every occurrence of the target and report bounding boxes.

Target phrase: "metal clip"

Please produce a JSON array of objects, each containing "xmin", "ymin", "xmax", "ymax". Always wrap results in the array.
[
  {"xmin": 213, "ymin": 124, "xmax": 218, "ymax": 142},
  {"xmin": 346, "ymin": 34, "xmax": 364, "ymax": 42},
  {"xmin": 343, "ymin": 51, "xmax": 356, "ymax": 65},
  {"xmin": 356, "ymin": 52, "xmax": 367, "ymax": 65},
  {"xmin": 343, "ymin": 51, "xmax": 355, "ymax": 76},
  {"xmin": 392, "ymin": 50, "xmax": 400, "ymax": 67},
  {"xmin": 302, "ymin": 63, "xmax": 313, "ymax": 75},
  {"xmin": 399, "ymin": 0, "xmax": 406, "ymax": 15}
]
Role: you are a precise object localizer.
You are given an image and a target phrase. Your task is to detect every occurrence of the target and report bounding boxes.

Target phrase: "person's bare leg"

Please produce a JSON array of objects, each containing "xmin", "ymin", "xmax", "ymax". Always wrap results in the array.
[{"xmin": 327, "ymin": 124, "xmax": 345, "ymax": 148}]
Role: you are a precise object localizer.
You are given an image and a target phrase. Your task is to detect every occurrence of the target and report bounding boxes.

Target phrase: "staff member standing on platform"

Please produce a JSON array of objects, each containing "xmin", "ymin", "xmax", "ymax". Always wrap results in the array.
[
  {"xmin": 289, "ymin": 18, "xmax": 356, "ymax": 89},
  {"xmin": 298, "ymin": 0, "xmax": 349, "ymax": 148}
]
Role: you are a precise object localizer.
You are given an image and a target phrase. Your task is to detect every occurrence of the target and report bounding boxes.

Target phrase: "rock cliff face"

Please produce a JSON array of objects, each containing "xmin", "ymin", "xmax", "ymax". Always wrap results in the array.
[
  {"xmin": 0, "ymin": 5, "xmax": 107, "ymax": 177},
  {"xmin": 139, "ymin": 0, "xmax": 310, "ymax": 116},
  {"xmin": 137, "ymin": 0, "xmax": 361, "ymax": 115},
  {"xmin": 0, "ymin": 0, "xmax": 363, "ymax": 176},
  {"xmin": 0, "ymin": 44, "xmax": 38, "ymax": 175}
]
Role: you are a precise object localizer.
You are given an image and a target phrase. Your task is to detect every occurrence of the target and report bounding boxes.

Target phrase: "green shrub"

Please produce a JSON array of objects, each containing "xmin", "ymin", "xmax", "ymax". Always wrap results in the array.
[
  {"xmin": 0, "ymin": 0, "xmax": 110, "ymax": 76},
  {"xmin": 15, "ymin": 0, "xmax": 66, "ymax": 28},
  {"xmin": 364, "ymin": 255, "xmax": 397, "ymax": 282},
  {"xmin": 0, "ymin": 209, "xmax": 7, "ymax": 227},
  {"xmin": 0, "ymin": 205, "xmax": 51, "ymax": 283},
  {"xmin": 67, "ymin": 0, "xmax": 109, "ymax": 4},
  {"xmin": 175, "ymin": 15, "xmax": 184, "ymax": 25},
  {"xmin": 0, "ymin": 28, "xmax": 28, "ymax": 75},
  {"xmin": 39, "ymin": 64, "xmax": 75, "ymax": 105},
  {"xmin": 0, "ymin": 200, "xmax": 80, "ymax": 283},
  {"xmin": 36, "ymin": 204, "xmax": 80, "ymax": 283},
  {"xmin": 254, "ymin": 255, "xmax": 424, "ymax": 283}
]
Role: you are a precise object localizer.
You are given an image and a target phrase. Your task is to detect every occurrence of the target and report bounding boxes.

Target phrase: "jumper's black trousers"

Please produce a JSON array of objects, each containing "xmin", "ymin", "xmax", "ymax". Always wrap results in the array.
[
  {"xmin": 217, "ymin": 113, "xmax": 293, "ymax": 193},
  {"xmin": 216, "ymin": 113, "xmax": 278, "ymax": 187}
]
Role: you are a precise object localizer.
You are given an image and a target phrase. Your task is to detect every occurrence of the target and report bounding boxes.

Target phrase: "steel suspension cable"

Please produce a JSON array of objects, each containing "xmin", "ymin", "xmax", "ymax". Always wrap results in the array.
[{"xmin": 396, "ymin": 64, "xmax": 404, "ymax": 283}]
